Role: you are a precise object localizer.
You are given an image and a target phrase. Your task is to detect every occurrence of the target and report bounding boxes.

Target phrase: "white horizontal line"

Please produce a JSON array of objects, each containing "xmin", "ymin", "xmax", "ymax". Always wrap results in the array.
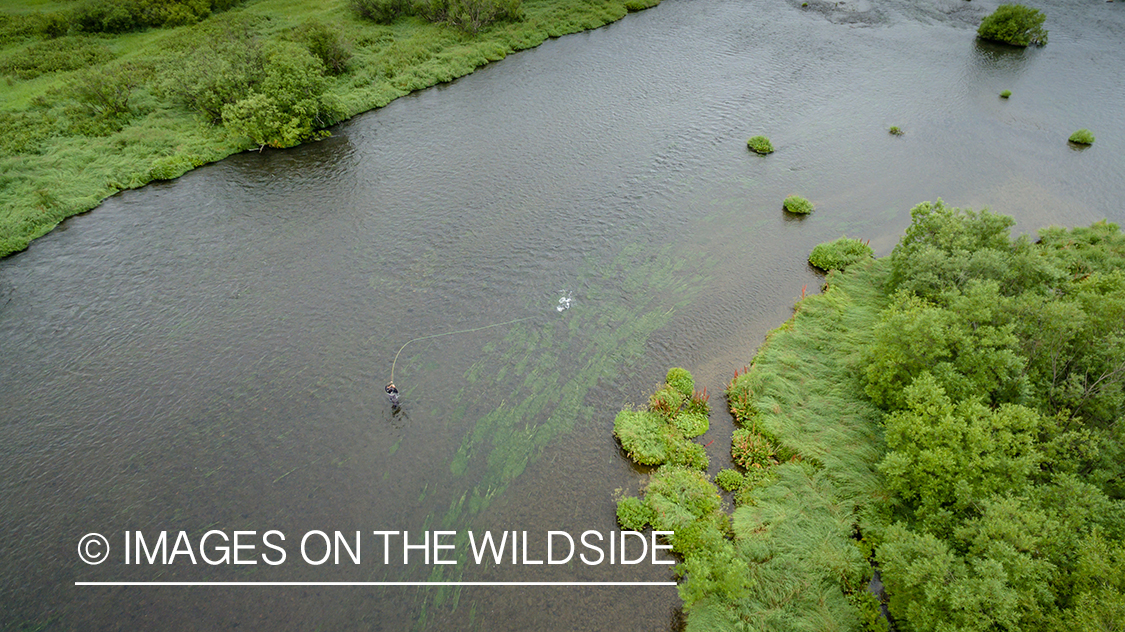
[{"xmin": 76, "ymin": 581, "xmax": 676, "ymax": 587}]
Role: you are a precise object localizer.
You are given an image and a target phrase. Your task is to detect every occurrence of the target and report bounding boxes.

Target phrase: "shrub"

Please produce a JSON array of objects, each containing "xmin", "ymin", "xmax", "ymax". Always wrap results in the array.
[
  {"xmin": 1000, "ymin": 90, "xmax": 1012, "ymax": 98},
  {"xmin": 808, "ymin": 236, "xmax": 874, "ymax": 271},
  {"xmin": 418, "ymin": 0, "xmax": 523, "ymax": 33},
  {"xmin": 352, "ymin": 0, "xmax": 415, "ymax": 24},
  {"xmin": 221, "ymin": 42, "xmax": 343, "ymax": 149},
  {"xmin": 1068, "ymin": 129, "xmax": 1094, "ymax": 145},
  {"xmin": 714, "ymin": 468, "xmax": 745, "ymax": 492},
  {"xmin": 665, "ymin": 367, "xmax": 694, "ymax": 397},
  {"xmin": 666, "ymin": 439, "xmax": 709, "ymax": 470},
  {"xmin": 294, "ymin": 21, "xmax": 351, "ymax": 76},
  {"xmin": 747, "ymin": 135, "xmax": 774, "ymax": 155},
  {"xmin": 783, "ymin": 195, "xmax": 813, "ymax": 215},
  {"xmin": 888, "ymin": 125, "xmax": 904, "ymax": 136},
  {"xmin": 0, "ymin": 36, "xmax": 115, "ymax": 80},
  {"xmin": 977, "ymin": 4, "xmax": 1048, "ymax": 47}
]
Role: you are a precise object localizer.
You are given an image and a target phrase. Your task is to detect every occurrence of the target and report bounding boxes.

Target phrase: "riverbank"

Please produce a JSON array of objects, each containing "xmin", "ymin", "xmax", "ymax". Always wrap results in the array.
[
  {"xmin": 0, "ymin": 0, "xmax": 658, "ymax": 258},
  {"xmin": 617, "ymin": 206, "xmax": 1125, "ymax": 630}
]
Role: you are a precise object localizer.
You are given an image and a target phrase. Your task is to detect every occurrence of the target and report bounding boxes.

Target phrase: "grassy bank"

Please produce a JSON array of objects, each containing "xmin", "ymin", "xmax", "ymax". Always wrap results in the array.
[
  {"xmin": 0, "ymin": 0, "xmax": 659, "ymax": 258},
  {"xmin": 616, "ymin": 205, "xmax": 1125, "ymax": 630}
]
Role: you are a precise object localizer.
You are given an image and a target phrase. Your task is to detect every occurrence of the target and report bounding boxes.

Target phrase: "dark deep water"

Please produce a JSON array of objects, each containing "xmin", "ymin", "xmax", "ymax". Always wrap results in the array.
[{"xmin": 2, "ymin": 0, "xmax": 1123, "ymax": 629}]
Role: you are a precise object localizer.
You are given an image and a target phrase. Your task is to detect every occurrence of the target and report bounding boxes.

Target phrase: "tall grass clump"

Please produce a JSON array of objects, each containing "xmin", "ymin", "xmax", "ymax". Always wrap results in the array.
[
  {"xmin": 783, "ymin": 194, "xmax": 813, "ymax": 214},
  {"xmin": 614, "ymin": 368, "xmax": 711, "ymax": 470},
  {"xmin": 746, "ymin": 135, "xmax": 773, "ymax": 155},
  {"xmin": 808, "ymin": 236, "xmax": 874, "ymax": 271},
  {"xmin": 1068, "ymin": 128, "xmax": 1094, "ymax": 145}
]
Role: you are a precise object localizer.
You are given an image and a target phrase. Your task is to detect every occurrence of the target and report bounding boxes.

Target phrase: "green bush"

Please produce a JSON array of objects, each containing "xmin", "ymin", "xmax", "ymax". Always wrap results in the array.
[
  {"xmin": 747, "ymin": 135, "xmax": 774, "ymax": 155},
  {"xmin": 418, "ymin": 0, "xmax": 523, "ymax": 33},
  {"xmin": 616, "ymin": 496, "xmax": 655, "ymax": 530},
  {"xmin": 808, "ymin": 236, "xmax": 874, "ymax": 271},
  {"xmin": 666, "ymin": 439, "xmax": 709, "ymax": 470},
  {"xmin": 665, "ymin": 367, "xmax": 694, "ymax": 397},
  {"xmin": 888, "ymin": 125, "xmax": 904, "ymax": 136},
  {"xmin": 1000, "ymin": 89, "xmax": 1012, "ymax": 98},
  {"xmin": 977, "ymin": 4, "xmax": 1048, "ymax": 47},
  {"xmin": 351, "ymin": 0, "xmax": 416, "ymax": 24},
  {"xmin": 1069, "ymin": 128, "xmax": 1094, "ymax": 145},
  {"xmin": 649, "ymin": 384, "xmax": 684, "ymax": 417},
  {"xmin": 783, "ymin": 194, "xmax": 813, "ymax": 215},
  {"xmin": 624, "ymin": 0, "xmax": 660, "ymax": 10},
  {"xmin": 714, "ymin": 468, "xmax": 745, "ymax": 492},
  {"xmin": 293, "ymin": 21, "xmax": 351, "ymax": 76}
]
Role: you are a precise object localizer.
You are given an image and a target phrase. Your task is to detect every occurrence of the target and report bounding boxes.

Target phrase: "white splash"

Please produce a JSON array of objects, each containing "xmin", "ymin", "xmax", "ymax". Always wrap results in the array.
[{"xmin": 556, "ymin": 291, "xmax": 574, "ymax": 312}]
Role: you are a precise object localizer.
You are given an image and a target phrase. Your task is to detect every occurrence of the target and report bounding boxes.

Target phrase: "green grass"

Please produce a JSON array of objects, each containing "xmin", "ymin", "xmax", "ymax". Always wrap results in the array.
[
  {"xmin": 888, "ymin": 125, "xmax": 903, "ymax": 136},
  {"xmin": 1000, "ymin": 89, "xmax": 1011, "ymax": 98},
  {"xmin": 746, "ymin": 134, "xmax": 773, "ymax": 155},
  {"xmin": 783, "ymin": 194, "xmax": 813, "ymax": 215},
  {"xmin": 0, "ymin": 0, "xmax": 658, "ymax": 257},
  {"xmin": 1068, "ymin": 128, "xmax": 1094, "ymax": 145},
  {"xmin": 808, "ymin": 236, "xmax": 873, "ymax": 271}
]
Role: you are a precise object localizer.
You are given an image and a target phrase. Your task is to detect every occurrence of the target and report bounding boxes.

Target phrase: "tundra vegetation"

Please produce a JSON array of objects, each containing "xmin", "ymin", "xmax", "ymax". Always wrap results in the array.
[
  {"xmin": 0, "ymin": 0, "xmax": 660, "ymax": 257},
  {"xmin": 808, "ymin": 236, "xmax": 873, "ymax": 271},
  {"xmin": 1069, "ymin": 128, "xmax": 1095, "ymax": 145},
  {"xmin": 782, "ymin": 194, "xmax": 813, "ymax": 214},
  {"xmin": 977, "ymin": 3, "xmax": 1048, "ymax": 47},
  {"xmin": 617, "ymin": 203, "xmax": 1125, "ymax": 631}
]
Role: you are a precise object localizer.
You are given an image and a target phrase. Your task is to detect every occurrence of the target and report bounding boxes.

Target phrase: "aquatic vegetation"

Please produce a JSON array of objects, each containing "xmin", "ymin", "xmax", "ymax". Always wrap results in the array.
[
  {"xmin": 1000, "ymin": 89, "xmax": 1012, "ymax": 98},
  {"xmin": 714, "ymin": 468, "xmax": 744, "ymax": 492},
  {"xmin": 746, "ymin": 134, "xmax": 774, "ymax": 154},
  {"xmin": 1069, "ymin": 128, "xmax": 1095, "ymax": 145},
  {"xmin": 783, "ymin": 194, "xmax": 814, "ymax": 214},
  {"xmin": 665, "ymin": 367, "xmax": 695, "ymax": 397},
  {"xmin": 808, "ymin": 236, "xmax": 874, "ymax": 271},
  {"xmin": 624, "ymin": 0, "xmax": 661, "ymax": 10},
  {"xmin": 977, "ymin": 3, "xmax": 1048, "ymax": 47},
  {"xmin": 888, "ymin": 125, "xmax": 903, "ymax": 136},
  {"xmin": 614, "ymin": 368, "xmax": 711, "ymax": 470}
]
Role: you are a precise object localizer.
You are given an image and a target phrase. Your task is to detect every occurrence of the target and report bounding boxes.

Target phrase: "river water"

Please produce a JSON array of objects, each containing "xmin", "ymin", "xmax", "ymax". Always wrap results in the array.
[{"xmin": 2, "ymin": 0, "xmax": 1122, "ymax": 629}]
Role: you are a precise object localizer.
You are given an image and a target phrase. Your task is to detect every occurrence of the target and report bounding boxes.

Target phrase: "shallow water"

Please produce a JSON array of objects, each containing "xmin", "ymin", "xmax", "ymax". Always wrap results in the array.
[{"xmin": 2, "ymin": 0, "xmax": 1123, "ymax": 628}]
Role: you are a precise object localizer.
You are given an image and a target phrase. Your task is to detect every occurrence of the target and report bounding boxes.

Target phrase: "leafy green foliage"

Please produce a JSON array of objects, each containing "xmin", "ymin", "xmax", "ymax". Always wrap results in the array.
[
  {"xmin": 293, "ymin": 21, "xmax": 351, "ymax": 76},
  {"xmin": 615, "ymin": 495, "xmax": 655, "ymax": 530},
  {"xmin": 1069, "ymin": 128, "xmax": 1094, "ymax": 145},
  {"xmin": 783, "ymin": 194, "xmax": 813, "ymax": 214},
  {"xmin": 666, "ymin": 367, "xmax": 695, "ymax": 397},
  {"xmin": 674, "ymin": 411, "xmax": 709, "ymax": 438},
  {"xmin": 1000, "ymin": 89, "xmax": 1012, "ymax": 98},
  {"xmin": 0, "ymin": 36, "xmax": 114, "ymax": 79},
  {"xmin": 714, "ymin": 468, "xmax": 745, "ymax": 492},
  {"xmin": 351, "ymin": 0, "xmax": 416, "ymax": 25},
  {"xmin": 731, "ymin": 427, "xmax": 778, "ymax": 469},
  {"xmin": 978, "ymin": 4, "xmax": 1048, "ymax": 47},
  {"xmin": 746, "ymin": 135, "xmax": 773, "ymax": 154},
  {"xmin": 613, "ymin": 409, "xmax": 669, "ymax": 465},
  {"xmin": 809, "ymin": 236, "xmax": 873, "ymax": 271},
  {"xmin": 222, "ymin": 42, "xmax": 342, "ymax": 149},
  {"xmin": 888, "ymin": 125, "xmax": 903, "ymax": 136}
]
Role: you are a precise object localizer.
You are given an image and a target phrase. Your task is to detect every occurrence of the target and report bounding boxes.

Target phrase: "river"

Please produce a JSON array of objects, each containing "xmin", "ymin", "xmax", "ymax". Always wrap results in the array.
[{"xmin": 2, "ymin": 0, "xmax": 1122, "ymax": 629}]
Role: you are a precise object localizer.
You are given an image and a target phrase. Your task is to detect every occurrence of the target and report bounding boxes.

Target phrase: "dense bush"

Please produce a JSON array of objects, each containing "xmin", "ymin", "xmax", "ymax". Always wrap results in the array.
[
  {"xmin": 222, "ymin": 42, "xmax": 344, "ymax": 148},
  {"xmin": 293, "ymin": 21, "xmax": 351, "ymax": 76},
  {"xmin": 351, "ymin": 0, "xmax": 416, "ymax": 25},
  {"xmin": 714, "ymin": 468, "xmax": 745, "ymax": 492},
  {"xmin": 68, "ymin": 0, "xmax": 242, "ymax": 34},
  {"xmin": 1069, "ymin": 128, "xmax": 1094, "ymax": 145},
  {"xmin": 746, "ymin": 135, "xmax": 773, "ymax": 154},
  {"xmin": 808, "ymin": 236, "xmax": 873, "ymax": 271},
  {"xmin": 0, "ymin": 36, "xmax": 115, "ymax": 80},
  {"xmin": 419, "ymin": 0, "xmax": 523, "ymax": 33},
  {"xmin": 158, "ymin": 28, "xmax": 266, "ymax": 124},
  {"xmin": 614, "ymin": 368, "xmax": 712, "ymax": 470},
  {"xmin": 783, "ymin": 194, "xmax": 813, "ymax": 214},
  {"xmin": 977, "ymin": 4, "xmax": 1048, "ymax": 46}
]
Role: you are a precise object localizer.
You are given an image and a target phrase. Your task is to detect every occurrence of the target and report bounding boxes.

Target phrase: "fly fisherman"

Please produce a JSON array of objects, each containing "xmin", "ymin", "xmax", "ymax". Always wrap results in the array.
[{"xmin": 385, "ymin": 382, "xmax": 400, "ymax": 408}]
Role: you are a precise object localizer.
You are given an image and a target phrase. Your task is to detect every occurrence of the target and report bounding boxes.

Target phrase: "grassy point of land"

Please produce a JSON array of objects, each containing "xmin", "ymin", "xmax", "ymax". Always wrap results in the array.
[{"xmin": 0, "ymin": 0, "xmax": 659, "ymax": 257}]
